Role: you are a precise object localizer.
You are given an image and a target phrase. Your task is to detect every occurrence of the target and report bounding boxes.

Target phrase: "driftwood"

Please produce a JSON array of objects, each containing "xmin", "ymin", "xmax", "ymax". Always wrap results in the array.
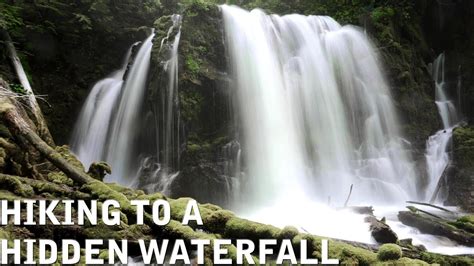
[
  {"xmin": 406, "ymin": 201, "xmax": 454, "ymax": 213},
  {"xmin": 398, "ymin": 210, "xmax": 474, "ymax": 246},
  {"xmin": 364, "ymin": 215, "xmax": 398, "ymax": 244},
  {"xmin": 1, "ymin": 30, "xmax": 54, "ymax": 146},
  {"xmin": 343, "ymin": 184, "xmax": 353, "ymax": 207}
]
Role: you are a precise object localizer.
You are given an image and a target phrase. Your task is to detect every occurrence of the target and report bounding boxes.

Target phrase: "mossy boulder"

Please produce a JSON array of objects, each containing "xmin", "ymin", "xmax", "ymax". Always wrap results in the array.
[
  {"xmin": 377, "ymin": 244, "xmax": 402, "ymax": 261},
  {"xmin": 278, "ymin": 226, "xmax": 300, "ymax": 240}
]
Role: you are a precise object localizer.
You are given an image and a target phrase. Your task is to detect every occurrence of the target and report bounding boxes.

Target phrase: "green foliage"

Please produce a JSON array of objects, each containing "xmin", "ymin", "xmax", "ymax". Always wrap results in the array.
[
  {"xmin": 0, "ymin": 3, "xmax": 23, "ymax": 31},
  {"xmin": 453, "ymin": 126, "xmax": 474, "ymax": 168},
  {"xmin": 185, "ymin": 56, "xmax": 201, "ymax": 76},
  {"xmin": 371, "ymin": 6, "xmax": 395, "ymax": 23},
  {"xmin": 73, "ymin": 13, "xmax": 92, "ymax": 31},
  {"xmin": 179, "ymin": 90, "xmax": 204, "ymax": 123},
  {"xmin": 9, "ymin": 83, "xmax": 26, "ymax": 95}
]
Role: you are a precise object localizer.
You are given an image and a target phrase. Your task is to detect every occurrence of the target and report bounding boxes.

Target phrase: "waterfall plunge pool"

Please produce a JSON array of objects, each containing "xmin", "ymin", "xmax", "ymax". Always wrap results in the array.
[{"xmin": 238, "ymin": 200, "xmax": 474, "ymax": 256}]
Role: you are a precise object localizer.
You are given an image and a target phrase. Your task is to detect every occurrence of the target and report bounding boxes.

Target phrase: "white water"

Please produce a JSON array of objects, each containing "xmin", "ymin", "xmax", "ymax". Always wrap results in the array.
[
  {"xmin": 424, "ymin": 53, "xmax": 460, "ymax": 202},
  {"xmin": 71, "ymin": 33, "xmax": 155, "ymax": 184},
  {"xmin": 222, "ymin": 6, "xmax": 472, "ymax": 255},
  {"xmin": 106, "ymin": 33, "xmax": 155, "ymax": 184},
  {"xmin": 222, "ymin": 5, "xmax": 416, "ymax": 208},
  {"xmin": 133, "ymin": 15, "xmax": 182, "ymax": 193},
  {"xmin": 71, "ymin": 43, "xmax": 137, "ymax": 168},
  {"xmin": 72, "ymin": 17, "xmax": 183, "ymax": 190}
]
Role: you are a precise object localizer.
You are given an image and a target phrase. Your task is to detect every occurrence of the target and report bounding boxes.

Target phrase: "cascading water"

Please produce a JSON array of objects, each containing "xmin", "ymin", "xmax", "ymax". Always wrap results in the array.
[
  {"xmin": 425, "ymin": 53, "xmax": 460, "ymax": 202},
  {"xmin": 135, "ymin": 14, "xmax": 183, "ymax": 193},
  {"xmin": 70, "ymin": 42, "xmax": 138, "ymax": 169},
  {"xmin": 72, "ymin": 16, "xmax": 183, "ymax": 191},
  {"xmin": 220, "ymin": 6, "xmax": 474, "ymax": 254},
  {"xmin": 222, "ymin": 5, "xmax": 416, "ymax": 208},
  {"xmin": 106, "ymin": 33, "xmax": 155, "ymax": 184},
  {"xmin": 71, "ymin": 32, "xmax": 155, "ymax": 185}
]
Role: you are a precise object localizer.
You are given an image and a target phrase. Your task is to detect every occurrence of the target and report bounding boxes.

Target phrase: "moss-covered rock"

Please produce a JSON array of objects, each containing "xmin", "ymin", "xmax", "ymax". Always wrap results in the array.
[
  {"xmin": 278, "ymin": 226, "xmax": 300, "ymax": 240},
  {"xmin": 377, "ymin": 244, "xmax": 402, "ymax": 261},
  {"xmin": 87, "ymin": 161, "xmax": 111, "ymax": 181},
  {"xmin": 0, "ymin": 174, "xmax": 34, "ymax": 197}
]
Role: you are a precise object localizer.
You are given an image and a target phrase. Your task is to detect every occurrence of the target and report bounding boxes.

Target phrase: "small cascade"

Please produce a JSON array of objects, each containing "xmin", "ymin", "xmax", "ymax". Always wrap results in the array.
[
  {"xmin": 105, "ymin": 33, "xmax": 155, "ymax": 184},
  {"xmin": 162, "ymin": 14, "xmax": 182, "ymax": 175},
  {"xmin": 71, "ymin": 33, "xmax": 154, "ymax": 184},
  {"xmin": 70, "ymin": 42, "xmax": 138, "ymax": 169},
  {"xmin": 72, "ymin": 15, "xmax": 185, "ymax": 191},
  {"xmin": 133, "ymin": 15, "xmax": 182, "ymax": 193},
  {"xmin": 425, "ymin": 53, "xmax": 460, "ymax": 202}
]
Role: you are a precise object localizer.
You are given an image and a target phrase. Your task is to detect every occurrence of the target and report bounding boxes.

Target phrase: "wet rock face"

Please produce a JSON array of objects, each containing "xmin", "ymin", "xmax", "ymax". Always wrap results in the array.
[
  {"xmin": 423, "ymin": 0, "xmax": 474, "ymax": 123},
  {"xmin": 147, "ymin": 2, "xmax": 238, "ymax": 206},
  {"xmin": 446, "ymin": 127, "xmax": 474, "ymax": 211}
]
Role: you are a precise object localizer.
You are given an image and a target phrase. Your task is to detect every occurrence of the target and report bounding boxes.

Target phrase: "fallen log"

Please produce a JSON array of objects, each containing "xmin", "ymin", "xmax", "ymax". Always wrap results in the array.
[
  {"xmin": 364, "ymin": 216, "xmax": 398, "ymax": 244},
  {"xmin": 0, "ymin": 96, "xmax": 92, "ymax": 184},
  {"xmin": 406, "ymin": 201, "xmax": 454, "ymax": 213},
  {"xmin": 398, "ymin": 211, "xmax": 474, "ymax": 246}
]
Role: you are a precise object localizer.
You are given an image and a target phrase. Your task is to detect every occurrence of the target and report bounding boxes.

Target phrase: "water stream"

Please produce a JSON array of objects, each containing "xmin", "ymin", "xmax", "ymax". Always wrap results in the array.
[{"xmin": 425, "ymin": 53, "xmax": 461, "ymax": 203}]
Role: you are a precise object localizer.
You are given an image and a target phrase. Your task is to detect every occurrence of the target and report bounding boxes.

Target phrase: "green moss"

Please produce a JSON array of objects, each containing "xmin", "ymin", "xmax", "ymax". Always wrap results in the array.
[
  {"xmin": 330, "ymin": 240, "xmax": 377, "ymax": 265},
  {"xmin": 377, "ymin": 244, "xmax": 402, "ymax": 261},
  {"xmin": 224, "ymin": 217, "xmax": 279, "ymax": 241},
  {"xmin": 81, "ymin": 180, "xmax": 138, "ymax": 223},
  {"xmin": 169, "ymin": 197, "xmax": 193, "ymax": 221},
  {"xmin": 0, "ymin": 190, "xmax": 21, "ymax": 200},
  {"xmin": 278, "ymin": 226, "xmax": 299, "ymax": 240},
  {"xmin": 453, "ymin": 126, "xmax": 474, "ymax": 168},
  {"xmin": 421, "ymin": 252, "xmax": 474, "ymax": 265},
  {"xmin": 47, "ymin": 171, "xmax": 74, "ymax": 186},
  {"xmin": 371, "ymin": 7, "xmax": 395, "ymax": 23},
  {"xmin": 137, "ymin": 192, "xmax": 166, "ymax": 201},
  {"xmin": 162, "ymin": 219, "xmax": 214, "ymax": 240},
  {"xmin": 458, "ymin": 215, "xmax": 474, "ymax": 224},
  {"xmin": 55, "ymin": 145, "xmax": 85, "ymax": 171},
  {"xmin": 107, "ymin": 183, "xmax": 146, "ymax": 200},
  {"xmin": 87, "ymin": 161, "xmax": 111, "ymax": 181},
  {"xmin": 179, "ymin": 90, "xmax": 204, "ymax": 124},
  {"xmin": 0, "ymin": 174, "xmax": 34, "ymax": 197},
  {"xmin": 202, "ymin": 209, "xmax": 235, "ymax": 233},
  {"xmin": 373, "ymin": 257, "xmax": 428, "ymax": 265},
  {"xmin": 185, "ymin": 56, "xmax": 201, "ymax": 76},
  {"xmin": 448, "ymin": 215, "xmax": 474, "ymax": 233}
]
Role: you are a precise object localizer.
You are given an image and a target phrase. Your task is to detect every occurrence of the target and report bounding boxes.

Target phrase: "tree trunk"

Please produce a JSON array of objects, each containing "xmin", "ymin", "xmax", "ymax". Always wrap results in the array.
[
  {"xmin": 0, "ymin": 96, "xmax": 90, "ymax": 184},
  {"xmin": 1, "ymin": 30, "xmax": 54, "ymax": 146}
]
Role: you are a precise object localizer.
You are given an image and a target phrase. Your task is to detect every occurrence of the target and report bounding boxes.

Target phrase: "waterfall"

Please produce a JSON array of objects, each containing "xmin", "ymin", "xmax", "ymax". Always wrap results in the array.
[
  {"xmin": 70, "ymin": 42, "xmax": 138, "ymax": 169},
  {"xmin": 72, "ymin": 16, "xmax": 183, "ymax": 191},
  {"xmin": 222, "ymin": 5, "xmax": 416, "ymax": 207},
  {"xmin": 71, "ymin": 32, "xmax": 155, "ymax": 185},
  {"xmin": 135, "ymin": 14, "xmax": 183, "ymax": 193},
  {"xmin": 424, "ymin": 53, "xmax": 460, "ymax": 202}
]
